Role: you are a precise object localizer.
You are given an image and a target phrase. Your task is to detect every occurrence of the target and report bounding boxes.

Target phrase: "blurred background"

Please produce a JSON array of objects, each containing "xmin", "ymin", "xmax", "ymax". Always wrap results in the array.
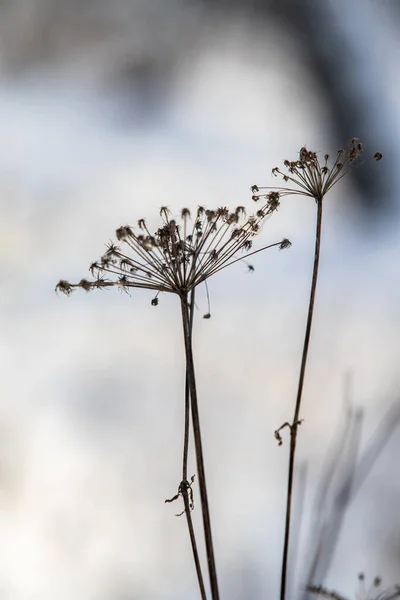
[{"xmin": 1, "ymin": 0, "xmax": 400, "ymax": 598}]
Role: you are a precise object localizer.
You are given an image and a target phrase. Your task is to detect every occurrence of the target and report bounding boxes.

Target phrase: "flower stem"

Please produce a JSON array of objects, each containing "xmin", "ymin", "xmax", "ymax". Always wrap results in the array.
[
  {"xmin": 280, "ymin": 198, "xmax": 323, "ymax": 600},
  {"xmin": 182, "ymin": 289, "xmax": 208, "ymax": 600},
  {"xmin": 180, "ymin": 294, "xmax": 220, "ymax": 600}
]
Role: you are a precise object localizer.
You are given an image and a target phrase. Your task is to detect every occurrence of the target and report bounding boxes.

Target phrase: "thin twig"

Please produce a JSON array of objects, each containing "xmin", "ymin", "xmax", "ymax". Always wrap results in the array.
[
  {"xmin": 181, "ymin": 294, "xmax": 220, "ymax": 600},
  {"xmin": 280, "ymin": 198, "xmax": 323, "ymax": 600}
]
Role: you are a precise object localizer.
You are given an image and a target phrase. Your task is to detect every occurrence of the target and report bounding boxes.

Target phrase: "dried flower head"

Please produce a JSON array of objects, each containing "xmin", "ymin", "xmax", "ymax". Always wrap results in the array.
[
  {"xmin": 308, "ymin": 574, "xmax": 400, "ymax": 600},
  {"xmin": 55, "ymin": 280, "xmax": 73, "ymax": 295},
  {"xmin": 252, "ymin": 139, "xmax": 382, "ymax": 205},
  {"xmin": 56, "ymin": 204, "xmax": 290, "ymax": 298}
]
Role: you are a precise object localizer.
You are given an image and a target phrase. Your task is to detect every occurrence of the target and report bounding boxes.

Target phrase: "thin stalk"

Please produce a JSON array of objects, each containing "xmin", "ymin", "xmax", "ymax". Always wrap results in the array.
[
  {"xmin": 180, "ymin": 294, "xmax": 220, "ymax": 600},
  {"xmin": 182, "ymin": 288, "xmax": 208, "ymax": 600},
  {"xmin": 280, "ymin": 198, "xmax": 323, "ymax": 600}
]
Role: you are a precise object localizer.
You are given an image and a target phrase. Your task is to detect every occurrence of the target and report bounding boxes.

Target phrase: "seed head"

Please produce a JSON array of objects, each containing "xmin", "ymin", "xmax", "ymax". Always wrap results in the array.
[
  {"xmin": 57, "ymin": 205, "xmax": 289, "ymax": 299},
  {"xmin": 79, "ymin": 279, "xmax": 92, "ymax": 292},
  {"xmin": 279, "ymin": 238, "xmax": 292, "ymax": 250},
  {"xmin": 55, "ymin": 280, "xmax": 73, "ymax": 295},
  {"xmin": 309, "ymin": 573, "xmax": 400, "ymax": 600},
  {"xmin": 252, "ymin": 139, "xmax": 382, "ymax": 205}
]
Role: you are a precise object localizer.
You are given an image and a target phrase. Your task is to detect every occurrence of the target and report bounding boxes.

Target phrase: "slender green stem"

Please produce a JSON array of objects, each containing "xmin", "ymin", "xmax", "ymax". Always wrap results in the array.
[
  {"xmin": 182, "ymin": 289, "xmax": 208, "ymax": 600},
  {"xmin": 280, "ymin": 198, "xmax": 323, "ymax": 600},
  {"xmin": 180, "ymin": 294, "xmax": 220, "ymax": 600}
]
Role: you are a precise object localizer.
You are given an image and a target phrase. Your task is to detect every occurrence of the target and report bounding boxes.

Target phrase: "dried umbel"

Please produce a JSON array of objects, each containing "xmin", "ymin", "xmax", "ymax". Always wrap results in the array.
[
  {"xmin": 308, "ymin": 573, "xmax": 400, "ymax": 600},
  {"xmin": 251, "ymin": 138, "xmax": 382, "ymax": 205},
  {"xmin": 56, "ymin": 203, "xmax": 289, "ymax": 298}
]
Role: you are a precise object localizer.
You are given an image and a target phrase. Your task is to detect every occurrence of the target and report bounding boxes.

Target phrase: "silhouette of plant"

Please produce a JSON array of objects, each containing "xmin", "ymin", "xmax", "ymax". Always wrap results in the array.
[{"xmin": 56, "ymin": 202, "xmax": 289, "ymax": 600}]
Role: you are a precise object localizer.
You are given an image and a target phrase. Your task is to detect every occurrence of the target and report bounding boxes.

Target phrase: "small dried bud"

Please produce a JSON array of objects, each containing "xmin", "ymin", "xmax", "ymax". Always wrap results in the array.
[
  {"xmin": 279, "ymin": 238, "xmax": 292, "ymax": 250},
  {"xmin": 243, "ymin": 240, "xmax": 252, "ymax": 251},
  {"xmin": 160, "ymin": 206, "xmax": 171, "ymax": 218},
  {"xmin": 350, "ymin": 137, "xmax": 361, "ymax": 147},
  {"xmin": 247, "ymin": 264, "xmax": 255, "ymax": 272},
  {"xmin": 210, "ymin": 249, "xmax": 218, "ymax": 261},
  {"xmin": 203, "ymin": 313, "xmax": 211, "ymax": 319},
  {"xmin": 151, "ymin": 297, "xmax": 159, "ymax": 306},
  {"xmin": 120, "ymin": 258, "xmax": 133, "ymax": 271},
  {"xmin": 250, "ymin": 184, "xmax": 259, "ymax": 193},
  {"xmin": 94, "ymin": 275, "xmax": 109, "ymax": 289},
  {"xmin": 374, "ymin": 577, "xmax": 382, "ymax": 587},
  {"xmin": 230, "ymin": 228, "xmax": 241, "ymax": 239},
  {"xmin": 358, "ymin": 573, "xmax": 365, "ymax": 582},
  {"xmin": 55, "ymin": 280, "xmax": 73, "ymax": 295},
  {"xmin": 100, "ymin": 256, "xmax": 112, "ymax": 268},
  {"xmin": 252, "ymin": 195, "xmax": 260, "ymax": 202},
  {"xmin": 79, "ymin": 279, "xmax": 92, "ymax": 292},
  {"xmin": 299, "ymin": 146, "xmax": 308, "ymax": 162},
  {"xmin": 117, "ymin": 276, "xmax": 130, "ymax": 294},
  {"xmin": 235, "ymin": 206, "xmax": 246, "ymax": 217},
  {"xmin": 142, "ymin": 236, "xmax": 155, "ymax": 251},
  {"xmin": 116, "ymin": 226, "xmax": 132, "ymax": 241},
  {"xmin": 217, "ymin": 206, "xmax": 229, "ymax": 218},
  {"xmin": 374, "ymin": 152, "xmax": 383, "ymax": 161},
  {"xmin": 226, "ymin": 212, "xmax": 239, "ymax": 224},
  {"xmin": 349, "ymin": 147, "xmax": 361, "ymax": 162},
  {"xmin": 267, "ymin": 191, "xmax": 280, "ymax": 212},
  {"xmin": 89, "ymin": 262, "xmax": 99, "ymax": 275},
  {"xmin": 181, "ymin": 208, "xmax": 191, "ymax": 219},
  {"xmin": 104, "ymin": 242, "xmax": 120, "ymax": 257}
]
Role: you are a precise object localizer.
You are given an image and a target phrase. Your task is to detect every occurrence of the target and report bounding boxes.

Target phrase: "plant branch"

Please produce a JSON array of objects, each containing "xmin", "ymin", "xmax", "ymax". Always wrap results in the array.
[
  {"xmin": 180, "ymin": 294, "xmax": 220, "ymax": 600},
  {"xmin": 280, "ymin": 198, "xmax": 323, "ymax": 600}
]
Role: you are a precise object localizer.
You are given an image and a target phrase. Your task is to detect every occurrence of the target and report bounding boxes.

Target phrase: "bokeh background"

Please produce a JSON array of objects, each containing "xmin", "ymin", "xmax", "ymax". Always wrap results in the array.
[{"xmin": 1, "ymin": 1, "xmax": 400, "ymax": 598}]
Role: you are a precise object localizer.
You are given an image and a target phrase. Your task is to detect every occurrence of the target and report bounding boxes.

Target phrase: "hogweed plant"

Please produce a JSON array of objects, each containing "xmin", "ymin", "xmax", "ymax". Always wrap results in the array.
[
  {"xmin": 252, "ymin": 139, "xmax": 382, "ymax": 600},
  {"xmin": 56, "ymin": 202, "xmax": 290, "ymax": 600},
  {"xmin": 57, "ymin": 140, "xmax": 383, "ymax": 600}
]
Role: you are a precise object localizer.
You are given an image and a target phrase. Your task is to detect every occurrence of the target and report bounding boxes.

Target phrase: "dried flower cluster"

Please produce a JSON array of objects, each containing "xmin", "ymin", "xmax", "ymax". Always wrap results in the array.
[
  {"xmin": 251, "ymin": 138, "xmax": 382, "ymax": 205},
  {"xmin": 56, "ymin": 204, "xmax": 289, "ymax": 299},
  {"xmin": 308, "ymin": 573, "xmax": 400, "ymax": 600}
]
